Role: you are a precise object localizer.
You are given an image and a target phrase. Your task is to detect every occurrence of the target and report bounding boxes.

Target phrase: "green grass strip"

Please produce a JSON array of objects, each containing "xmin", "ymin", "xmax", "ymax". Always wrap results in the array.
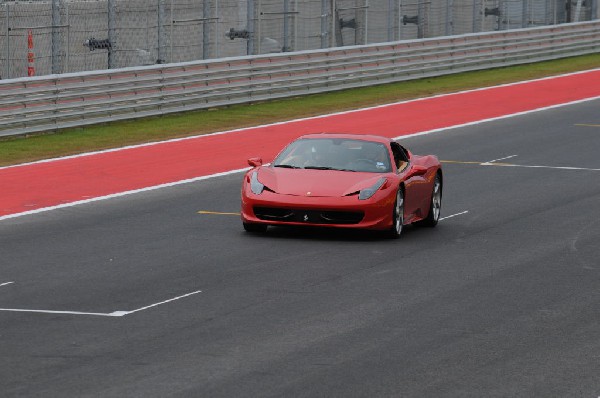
[{"xmin": 1, "ymin": 53, "xmax": 599, "ymax": 167}]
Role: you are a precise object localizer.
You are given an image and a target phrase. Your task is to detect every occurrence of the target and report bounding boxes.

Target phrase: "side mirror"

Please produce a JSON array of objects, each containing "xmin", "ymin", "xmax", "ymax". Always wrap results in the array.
[
  {"xmin": 406, "ymin": 165, "xmax": 427, "ymax": 179},
  {"xmin": 247, "ymin": 157, "xmax": 263, "ymax": 167}
]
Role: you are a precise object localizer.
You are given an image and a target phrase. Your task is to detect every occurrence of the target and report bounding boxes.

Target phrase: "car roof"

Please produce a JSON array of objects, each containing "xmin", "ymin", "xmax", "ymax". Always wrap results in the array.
[{"xmin": 296, "ymin": 133, "xmax": 393, "ymax": 145}]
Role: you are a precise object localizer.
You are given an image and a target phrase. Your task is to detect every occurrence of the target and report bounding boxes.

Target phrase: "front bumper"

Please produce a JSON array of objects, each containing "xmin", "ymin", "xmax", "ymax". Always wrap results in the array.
[{"xmin": 241, "ymin": 188, "xmax": 395, "ymax": 231}]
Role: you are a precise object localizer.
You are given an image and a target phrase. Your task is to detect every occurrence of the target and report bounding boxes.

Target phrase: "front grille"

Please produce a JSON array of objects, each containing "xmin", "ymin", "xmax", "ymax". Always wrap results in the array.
[{"xmin": 254, "ymin": 207, "xmax": 364, "ymax": 225}]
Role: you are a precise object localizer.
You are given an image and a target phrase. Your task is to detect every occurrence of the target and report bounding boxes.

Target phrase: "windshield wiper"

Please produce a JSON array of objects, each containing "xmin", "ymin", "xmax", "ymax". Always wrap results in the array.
[
  {"xmin": 273, "ymin": 164, "xmax": 300, "ymax": 169},
  {"xmin": 304, "ymin": 166, "xmax": 356, "ymax": 172}
]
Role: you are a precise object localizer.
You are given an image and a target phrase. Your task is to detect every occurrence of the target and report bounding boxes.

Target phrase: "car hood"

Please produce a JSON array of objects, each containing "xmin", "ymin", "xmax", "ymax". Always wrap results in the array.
[{"xmin": 257, "ymin": 167, "xmax": 386, "ymax": 197}]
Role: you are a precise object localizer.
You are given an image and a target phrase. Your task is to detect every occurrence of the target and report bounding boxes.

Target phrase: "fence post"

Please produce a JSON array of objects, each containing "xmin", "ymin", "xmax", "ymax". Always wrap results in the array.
[
  {"xmin": 398, "ymin": 0, "xmax": 403, "ymax": 40},
  {"xmin": 247, "ymin": 0, "xmax": 255, "ymax": 55},
  {"xmin": 332, "ymin": 0, "xmax": 337, "ymax": 47},
  {"xmin": 320, "ymin": 0, "xmax": 328, "ymax": 47},
  {"xmin": 363, "ymin": 0, "xmax": 369, "ymax": 44},
  {"xmin": 51, "ymin": 0, "xmax": 62, "ymax": 74},
  {"xmin": 417, "ymin": 0, "xmax": 424, "ymax": 38},
  {"xmin": 472, "ymin": 0, "xmax": 480, "ymax": 32},
  {"xmin": 108, "ymin": 0, "xmax": 116, "ymax": 68},
  {"xmin": 284, "ymin": 0, "xmax": 290, "ymax": 51},
  {"xmin": 387, "ymin": 0, "xmax": 393, "ymax": 41},
  {"xmin": 203, "ymin": 0, "xmax": 210, "ymax": 59},
  {"xmin": 4, "ymin": 3, "xmax": 9, "ymax": 79},
  {"xmin": 446, "ymin": 0, "xmax": 453, "ymax": 35},
  {"xmin": 522, "ymin": 0, "xmax": 529, "ymax": 27},
  {"xmin": 158, "ymin": 0, "xmax": 166, "ymax": 63}
]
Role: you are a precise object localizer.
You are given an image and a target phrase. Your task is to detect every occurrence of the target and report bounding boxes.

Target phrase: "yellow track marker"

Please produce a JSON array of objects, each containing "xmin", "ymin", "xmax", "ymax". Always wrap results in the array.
[
  {"xmin": 575, "ymin": 124, "xmax": 600, "ymax": 128},
  {"xmin": 198, "ymin": 210, "xmax": 240, "ymax": 216}
]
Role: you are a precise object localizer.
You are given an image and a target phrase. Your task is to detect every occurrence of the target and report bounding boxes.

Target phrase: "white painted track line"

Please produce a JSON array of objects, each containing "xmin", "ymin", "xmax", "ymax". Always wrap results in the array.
[
  {"xmin": 124, "ymin": 290, "xmax": 202, "ymax": 315},
  {"xmin": 0, "ymin": 289, "xmax": 202, "ymax": 317},
  {"xmin": 439, "ymin": 211, "xmax": 469, "ymax": 221},
  {"xmin": 484, "ymin": 155, "xmax": 518, "ymax": 164}
]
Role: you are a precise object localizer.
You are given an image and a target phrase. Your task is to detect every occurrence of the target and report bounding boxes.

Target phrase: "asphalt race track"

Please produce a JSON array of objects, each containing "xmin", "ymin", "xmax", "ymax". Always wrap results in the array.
[{"xmin": 1, "ymin": 99, "xmax": 600, "ymax": 397}]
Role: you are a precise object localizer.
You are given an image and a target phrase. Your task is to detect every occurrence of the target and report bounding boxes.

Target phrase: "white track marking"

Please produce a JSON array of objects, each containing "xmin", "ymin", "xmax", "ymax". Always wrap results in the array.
[
  {"xmin": 123, "ymin": 290, "xmax": 202, "ymax": 315},
  {"xmin": 439, "ymin": 211, "xmax": 469, "ymax": 221},
  {"xmin": 0, "ymin": 290, "xmax": 202, "ymax": 317},
  {"xmin": 0, "ymin": 308, "xmax": 121, "ymax": 317},
  {"xmin": 0, "ymin": 282, "xmax": 14, "ymax": 288},
  {"xmin": 483, "ymin": 155, "xmax": 518, "ymax": 164},
  {"xmin": 1, "ymin": 68, "xmax": 599, "ymax": 172}
]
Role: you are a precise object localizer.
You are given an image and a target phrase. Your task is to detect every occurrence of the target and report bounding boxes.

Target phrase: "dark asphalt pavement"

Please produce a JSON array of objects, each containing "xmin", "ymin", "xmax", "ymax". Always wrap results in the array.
[{"xmin": 1, "ymin": 99, "xmax": 600, "ymax": 397}]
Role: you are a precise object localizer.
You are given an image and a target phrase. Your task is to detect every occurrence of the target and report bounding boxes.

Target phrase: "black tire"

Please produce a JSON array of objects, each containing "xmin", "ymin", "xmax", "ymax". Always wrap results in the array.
[
  {"xmin": 388, "ymin": 188, "xmax": 404, "ymax": 239},
  {"xmin": 419, "ymin": 173, "xmax": 442, "ymax": 227},
  {"xmin": 243, "ymin": 222, "xmax": 268, "ymax": 233}
]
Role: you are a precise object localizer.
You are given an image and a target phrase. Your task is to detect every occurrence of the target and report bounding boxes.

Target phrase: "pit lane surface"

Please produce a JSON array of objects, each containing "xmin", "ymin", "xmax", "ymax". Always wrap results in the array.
[{"xmin": 1, "ymin": 99, "xmax": 600, "ymax": 397}]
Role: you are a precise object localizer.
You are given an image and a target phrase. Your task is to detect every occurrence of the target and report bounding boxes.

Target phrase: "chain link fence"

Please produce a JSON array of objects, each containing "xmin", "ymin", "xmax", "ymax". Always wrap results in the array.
[{"xmin": 1, "ymin": 0, "xmax": 597, "ymax": 79}]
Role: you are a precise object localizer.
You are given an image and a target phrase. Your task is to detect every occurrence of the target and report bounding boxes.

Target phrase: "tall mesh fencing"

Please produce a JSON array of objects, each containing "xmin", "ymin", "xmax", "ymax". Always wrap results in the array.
[{"xmin": 0, "ymin": 0, "xmax": 597, "ymax": 79}]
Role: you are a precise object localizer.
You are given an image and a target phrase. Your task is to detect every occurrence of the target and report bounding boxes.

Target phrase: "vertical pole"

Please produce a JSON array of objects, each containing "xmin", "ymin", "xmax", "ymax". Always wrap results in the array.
[
  {"xmin": 247, "ymin": 0, "xmax": 255, "ymax": 55},
  {"xmin": 257, "ymin": 0, "xmax": 262, "ymax": 54},
  {"xmin": 573, "ymin": 0, "xmax": 583, "ymax": 21},
  {"xmin": 65, "ymin": 2, "xmax": 70, "ymax": 72},
  {"xmin": 472, "ymin": 0, "xmax": 479, "ymax": 32},
  {"xmin": 417, "ymin": 0, "xmax": 424, "ymax": 38},
  {"xmin": 398, "ymin": 0, "xmax": 403, "ymax": 40},
  {"xmin": 146, "ymin": 1, "xmax": 150, "ymax": 59},
  {"xmin": 481, "ymin": 0, "xmax": 485, "ymax": 31},
  {"xmin": 215, "ymin": 0, "xmax": 220, "ymax": 58},
  {"xmin": 355, "ymin": 0, "xmax": 360, "ymax": 44},
  {"xmin": 284, "ymin": 0, "xmax": 290, "ymax": 51},
  {"xmin": 5, "ymin": 3, "xmax": 10, "ymax": 79},
  {"xmin": 157, "ymin": 0, "xmax": 165, "ymax": 63},
  {"xmin": 108, "ymin": 0, "xmax": 116, "ymax": 69},
  {"xmin": 445, "ymin": 0, "xmax": 450, "ymax": 35},
  {"xmin": 321, "ymin": 0, "xmax": 328, "ymax": 48},
  {"xmin": 387, "ymin": 0, "xmax": 393, "ymax": 41},
  {"xmin": 522, "ymin": 0, "xmax": 529, "ymax": 27},
  {"xmin": 203, "ymin": 0, "xmax": 210, "ymax": 59},
  {"xmin": 331, "ymin": 0, "xmax": 336, "ymax": 47},
  {"xmin": 479, "ymin": 0, "xmax": 486, "ymax": 32},
  {"xmin": 51, "ymin": 0, "xmax": 61, "ymax": 74},
  {"xmin": 293, "ymin": 0, "xmax": 297, "ymax": 51},
  {"xmin": 364, "ymin": 0, "xmax": 369, "ymax": 44},
  {"xmin": 496, "ymin": 0, "xmax": 501, "ymax": 30},
  {"xmin": 170, "ymin": 0, "xmax": 174, "ymax": 61}
]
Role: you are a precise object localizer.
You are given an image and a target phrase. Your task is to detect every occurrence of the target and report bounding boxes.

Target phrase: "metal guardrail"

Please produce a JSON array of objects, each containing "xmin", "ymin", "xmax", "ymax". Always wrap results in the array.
[{"xmin": 2, "ymin": 21, "xmax": 600, "ymax": 137}]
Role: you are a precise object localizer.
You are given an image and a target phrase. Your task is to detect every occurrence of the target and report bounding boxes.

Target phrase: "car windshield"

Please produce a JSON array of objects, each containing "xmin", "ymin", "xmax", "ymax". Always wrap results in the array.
[{"xmin": 273, "ymin": 138, "xmax": 392, "ymax": 173}]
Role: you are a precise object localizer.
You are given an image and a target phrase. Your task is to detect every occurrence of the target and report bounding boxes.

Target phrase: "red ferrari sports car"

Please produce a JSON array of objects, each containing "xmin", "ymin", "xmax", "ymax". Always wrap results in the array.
[{"xmin": 240, "ymin": 133, "xmax": 442, "ymax": 237}]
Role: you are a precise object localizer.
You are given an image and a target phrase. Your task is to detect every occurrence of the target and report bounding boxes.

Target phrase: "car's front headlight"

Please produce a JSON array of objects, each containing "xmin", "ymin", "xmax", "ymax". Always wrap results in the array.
[
  {"xmin": 250, "ymin": 171, "xmax": 265, "ymax": 195},
  {"xmin": 358, "ymin": 177, "xmax": 386, "ymax": 200}
]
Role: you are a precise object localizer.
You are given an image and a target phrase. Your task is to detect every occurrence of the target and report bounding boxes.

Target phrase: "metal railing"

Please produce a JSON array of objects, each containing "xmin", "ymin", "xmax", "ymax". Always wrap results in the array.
[{"xmin": 1, "ymin": 20, "xmax": 599, "ymax": 137}]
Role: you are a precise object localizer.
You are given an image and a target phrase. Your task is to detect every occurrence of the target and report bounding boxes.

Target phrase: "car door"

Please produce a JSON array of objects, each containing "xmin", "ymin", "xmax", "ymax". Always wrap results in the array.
[{"xmin": 392, "ymin": 143, "xmax": 429, "ymax": 222}]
